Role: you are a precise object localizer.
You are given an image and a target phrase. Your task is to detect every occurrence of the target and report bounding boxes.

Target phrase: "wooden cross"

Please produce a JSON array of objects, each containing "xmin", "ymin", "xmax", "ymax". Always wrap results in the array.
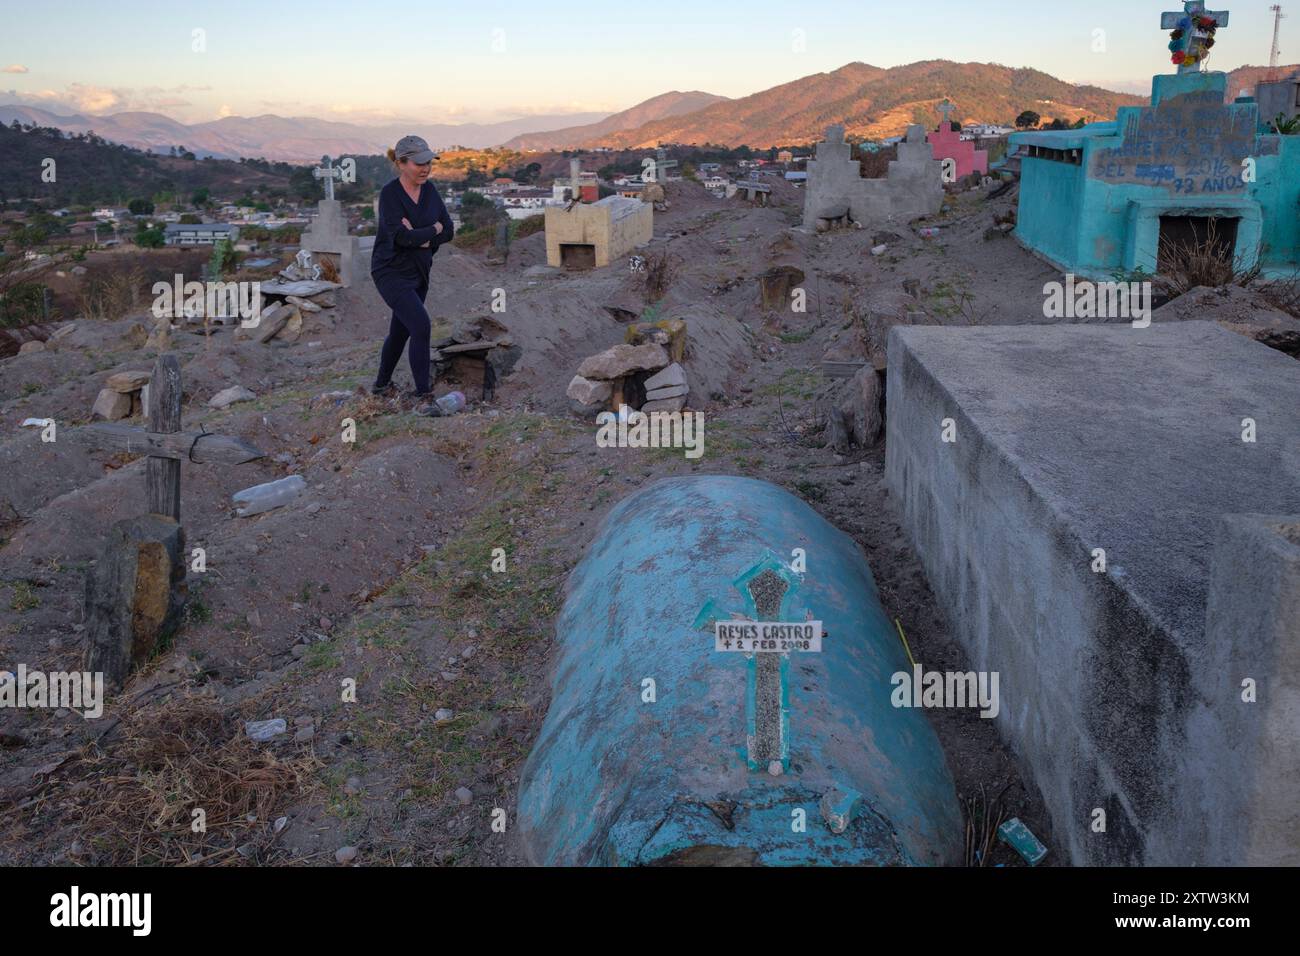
[
  {"xmin": 1162, "ymin": 1, "xmax": 1229, "ymax": 74},
  {"xmin": 80, "ymin": 354, "xmax": 265, "ymax": 521},
  {"xmin": 313, "ymin": 155, "xmax": 343, "ymax": 201},
  {"xmin": 937, "ymin": 98, "xmax": 957, "ymax": 129},
  {"xmin": 694, "ymin": 551, "xmax": 822, "ymax": 776}
]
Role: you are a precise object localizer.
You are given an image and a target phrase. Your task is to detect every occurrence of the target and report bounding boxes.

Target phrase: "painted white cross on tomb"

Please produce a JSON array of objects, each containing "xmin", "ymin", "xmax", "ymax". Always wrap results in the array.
[{"xmin": 1162, "ymin": 2, "xmax": 1229, "ymax": 75}]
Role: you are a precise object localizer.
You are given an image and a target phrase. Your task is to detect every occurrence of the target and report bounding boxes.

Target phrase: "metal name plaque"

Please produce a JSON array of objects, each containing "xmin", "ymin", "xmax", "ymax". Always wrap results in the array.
[{"xmin": 714, "ymin": 621, "xmax": 823, "ymax": 653}]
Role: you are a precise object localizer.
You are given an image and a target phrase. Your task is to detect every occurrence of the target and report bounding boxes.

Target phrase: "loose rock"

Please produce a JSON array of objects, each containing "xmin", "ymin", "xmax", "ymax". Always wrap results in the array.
[
  {"xmin": 245, "ymin": 718, "xmax": 287, "ymax": 742},
  {"xmin": 91, "ymin": 388, "xmax": 132, "ymax": 421},
  {"xmin": 576, "ymin": 343, "xmax": 669, "ymax": 380},
  {"xmin": 208, "ymin": 385, "xmax": 256, "ymax": 409}
]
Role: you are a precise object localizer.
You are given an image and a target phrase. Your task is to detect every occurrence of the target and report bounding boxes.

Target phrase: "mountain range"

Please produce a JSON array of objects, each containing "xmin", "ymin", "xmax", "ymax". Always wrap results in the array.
[
  {"xmin": 0, "ymin": 106, "xmax": 612, "ymax": 161},
  {"xmin": 4, "ymin": 61, "xmax": 1297, "ymax": 162},
  {"xmin": 533, "ymin": 61, "xmax": 1149, "ymax": 149}
]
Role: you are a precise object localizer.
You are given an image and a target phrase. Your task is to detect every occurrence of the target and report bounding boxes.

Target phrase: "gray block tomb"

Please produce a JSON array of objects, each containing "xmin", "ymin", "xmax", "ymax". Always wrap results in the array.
[{"xmin": 884, "ymin": 320, "xmax": 1300, "ymax": 866}]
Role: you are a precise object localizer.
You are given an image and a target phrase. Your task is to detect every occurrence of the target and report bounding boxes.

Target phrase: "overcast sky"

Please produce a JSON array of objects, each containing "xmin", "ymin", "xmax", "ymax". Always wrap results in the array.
[{"xmin": 0, "ymin": 0, "xmax": 1284, "ymax": 125}]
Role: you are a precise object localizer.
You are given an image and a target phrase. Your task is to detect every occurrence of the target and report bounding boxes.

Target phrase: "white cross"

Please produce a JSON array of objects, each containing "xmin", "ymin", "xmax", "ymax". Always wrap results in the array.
[
  {"xmin": 312, "ymin": 155, "xmax": 343, "ymax": 201},
  {"xmin": 937, "ymin": 99, "xmax": 957, "ymax": 128},
  {"xmin": 1161, "ymin": 2, "xmax": 1230, "ymax": 74}
]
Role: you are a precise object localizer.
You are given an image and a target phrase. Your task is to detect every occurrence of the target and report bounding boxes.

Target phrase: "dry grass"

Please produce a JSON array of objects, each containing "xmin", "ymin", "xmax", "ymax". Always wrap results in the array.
[
  {"xmin": 1256, "ymin": 271, "xmax": 1300, "ymax": 320},
  {"xmin": 1154, "ymin": 219, "xmax": 1259, "ymax": 298},
  {"xmin": 963, "ymin": 782, "xmax": 1012, "ymax": 867},
  {"xmin": 74, "ymin": 266, "xmax": 146, "ymax": 321},
  {"xmin": 4, "ymin": 692, "xmax": 317, "ymax": 866},
  {"xmin": 639, "ymin": 248, "xmax": 681, "ymax": 303},
  {"xmin": 856, "ymin": 144, "xmax": 898, "ymax": 179},
  {"xmin": 318, "ymin": 256, "xmax": 341, "ymax": 284}
]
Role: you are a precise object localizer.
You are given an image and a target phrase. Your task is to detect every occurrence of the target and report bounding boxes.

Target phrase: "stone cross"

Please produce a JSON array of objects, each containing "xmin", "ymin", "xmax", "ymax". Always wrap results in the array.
[
  {"xmin": 1162, "ymin": 1, "xmax": 1230, "ymax": 74},
  {"xmin": 694, "ymin": 551, "xmax": 822, "ymax": 776},
  {"xmin": 313, "ymin": 155, "xmax": 343, "ymax": 201},
  {"xmin": 79, "ymin": 354, "xmax": 265, "ymax": 521},
  {"xmin": 937, "ymin": 99, "xmax": 957, "ymax": 129},
  {"xmin": 563, "ymin": 158, "xmax": 585, "ymax": 201},
  {"xmin": 644, "ymin": 148, "xmax": 678, "ymax": 183}
]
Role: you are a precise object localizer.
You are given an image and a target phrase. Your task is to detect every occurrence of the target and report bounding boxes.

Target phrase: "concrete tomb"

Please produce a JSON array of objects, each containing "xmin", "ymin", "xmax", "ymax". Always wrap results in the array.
[
  {"xmin": 1254, "ymin": 72, "xmax": 1300, "ymax": 128},
  {"xmin": 1011, "ymin": 5, "xmax": 1300, "ymax": 278},
  {"xmin": 518, "ymin": 476, "xmax": 962, "ymax": 866},
  {"xmin": 545, "ymin": 195, "xmax": 652, "ymax": 270},
  {"xmin": 926, "ymin": 100, "xmax": 988, "ymax": 180},
  {"xmin": 801, "ymin": 124, "xmax": 943, "ymax": 231},
  {"xmin": 300, "ymin": 157, "xmax": 361, "ymax": 287},
  {"xmin": 885, "ymin": 320, "xmax": 1300, "ymax": 866},
  {"xmin": 731, "ymin": 181, "xmax": 771, "ymax": 205}
]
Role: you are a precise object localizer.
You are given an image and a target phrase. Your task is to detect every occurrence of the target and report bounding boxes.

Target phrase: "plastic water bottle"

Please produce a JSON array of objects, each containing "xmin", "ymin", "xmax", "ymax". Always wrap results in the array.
[
  {"xmin": 433, "ymin": 391, "xmax": 466, "ymax": 416},
  {"xmin": 233, "ymin": 475, "xmax": 307, "ymax": 517}
]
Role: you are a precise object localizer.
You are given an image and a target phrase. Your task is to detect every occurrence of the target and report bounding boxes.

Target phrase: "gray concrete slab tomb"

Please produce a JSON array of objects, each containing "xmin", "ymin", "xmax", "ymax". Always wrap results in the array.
[
  {"xmin": 884, "ymin": 320, "xmax": 1300, "ymax": 866},
  {"xmin": 802, "ymin": 124, "xmax": 943, "ymax": 231}
]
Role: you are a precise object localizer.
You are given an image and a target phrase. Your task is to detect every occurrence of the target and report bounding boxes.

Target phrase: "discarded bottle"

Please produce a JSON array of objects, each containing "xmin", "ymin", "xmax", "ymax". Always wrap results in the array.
[
  {"xmin": 233, "ymin": 474, "xmax": 307, "ymax": 517},
  {"xmin": 424, "ymin": 391, "xmax": 466, "ymax": 417}
]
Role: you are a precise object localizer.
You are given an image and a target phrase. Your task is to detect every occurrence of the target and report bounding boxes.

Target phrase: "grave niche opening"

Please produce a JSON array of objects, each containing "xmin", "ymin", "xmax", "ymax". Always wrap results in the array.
[
  {"xmin": 560, "ymin": 243, "xmax": 597, "ymax": 270},
  {"xmin": 1156, "ymin": 214, "xmax": 1239, "ymax": 272}
]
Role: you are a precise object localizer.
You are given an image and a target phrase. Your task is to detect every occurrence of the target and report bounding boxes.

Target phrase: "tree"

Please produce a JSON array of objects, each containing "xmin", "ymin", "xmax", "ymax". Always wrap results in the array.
[
  {"xmin": 1046, "ymin": 118, "xmax": 1070, "ymax": 131},
  {"xmin": 208, "ymin": 238, "xmax": 236, "ymax": 278},
  {"xmin": 459, "ymin": 190, "xmax": 499, "ymax": 230},
  {"xmin": 289, "ymin": 166, "xmax": 318, "ymax": 200},
  {"xmin": 1015, "ymin": 111, "xmax": 1041, "ymax": 129},
  {"xmin": 128, "ymin": 198, "xmax": 154, "ymax": 215},
  {"xmin": 191, "ymin": 187, "xmax": 209, "ymax": 206},
  {"xmin": 136, "ymin": 226, "xmax": 165, "ymax": 248}
]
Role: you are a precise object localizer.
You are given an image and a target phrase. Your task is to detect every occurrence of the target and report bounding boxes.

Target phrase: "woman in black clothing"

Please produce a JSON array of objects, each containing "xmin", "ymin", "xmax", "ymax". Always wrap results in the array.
[{"xmin": 370, "ymin": 134, "xmax": 456, "ymax": 397}]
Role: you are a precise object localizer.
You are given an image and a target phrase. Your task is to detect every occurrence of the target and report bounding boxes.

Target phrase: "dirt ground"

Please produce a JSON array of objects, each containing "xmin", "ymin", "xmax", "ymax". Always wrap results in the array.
[{"xmin": 0, "ymin": 176, "xmax": 1084, "ymax": 867}]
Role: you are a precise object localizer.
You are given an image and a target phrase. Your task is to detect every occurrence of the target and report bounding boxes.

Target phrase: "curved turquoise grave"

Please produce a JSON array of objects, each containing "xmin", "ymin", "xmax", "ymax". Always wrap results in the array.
[{"xmin": 518, "ymin": 475, "xmax": 961, "ymax": 865}]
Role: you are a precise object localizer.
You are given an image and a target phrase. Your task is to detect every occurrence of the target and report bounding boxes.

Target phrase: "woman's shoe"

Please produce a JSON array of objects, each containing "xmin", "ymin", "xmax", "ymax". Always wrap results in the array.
[{"xmin": 371, "ymin": 382, "xmax": 396, "ymax": 396}]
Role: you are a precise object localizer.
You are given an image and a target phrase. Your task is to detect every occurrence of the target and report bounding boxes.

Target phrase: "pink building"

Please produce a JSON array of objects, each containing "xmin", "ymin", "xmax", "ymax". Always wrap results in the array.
[{"xmin": 926, "ymin": 124, "xmax": 989, "ymax": 179}]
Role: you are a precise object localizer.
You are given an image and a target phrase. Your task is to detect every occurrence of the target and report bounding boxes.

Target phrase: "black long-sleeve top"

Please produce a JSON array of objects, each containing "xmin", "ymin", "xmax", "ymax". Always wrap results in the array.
[{"xmin": 370, "ymin": 177, "xmax": 455, "ymax": 282}]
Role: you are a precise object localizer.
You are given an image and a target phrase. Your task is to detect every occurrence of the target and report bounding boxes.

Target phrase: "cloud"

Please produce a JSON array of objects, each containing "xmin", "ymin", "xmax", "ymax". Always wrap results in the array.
[
  {"xmin": 217, "ymin": 104, "xmax": 233, "ymax": 118},
  {"xmin": 0, "ymin": 81, "xmax": 215, "ymax": 117},
  {"xmin": 2, "ymin": 64, "xmax": 28, "ymax": 74}
]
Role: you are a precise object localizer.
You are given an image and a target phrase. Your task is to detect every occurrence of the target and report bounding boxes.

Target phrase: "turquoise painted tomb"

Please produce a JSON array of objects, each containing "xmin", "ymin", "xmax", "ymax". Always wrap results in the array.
[
  {"xmin": 516, "ymin": 476, "xmax": 962, "ymax": 866},
  {"xmin": 1010, "ymin": 6, "xmax": 1300, "ymax": 279}
]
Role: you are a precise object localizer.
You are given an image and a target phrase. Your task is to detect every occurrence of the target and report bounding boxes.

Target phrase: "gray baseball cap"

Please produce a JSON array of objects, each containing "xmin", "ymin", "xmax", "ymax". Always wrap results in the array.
[{"xmin": 395, "ymin": 134, "xmax": 436, "ymax": 164}]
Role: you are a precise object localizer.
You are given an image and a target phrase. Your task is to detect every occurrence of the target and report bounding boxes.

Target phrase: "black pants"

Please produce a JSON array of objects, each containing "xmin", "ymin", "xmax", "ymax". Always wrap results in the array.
[{"xmin": 373, "ymin": 271, "xmax": 432, "ymax": 393}]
